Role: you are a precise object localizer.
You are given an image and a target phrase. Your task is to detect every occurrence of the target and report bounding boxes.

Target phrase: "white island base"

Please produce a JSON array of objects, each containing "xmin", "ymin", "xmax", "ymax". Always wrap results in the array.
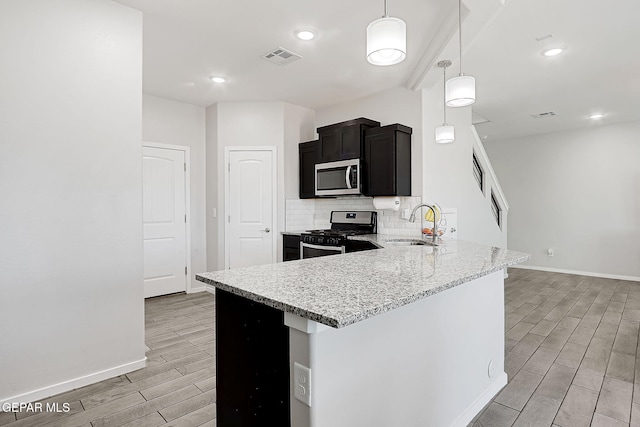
[{"xmin": 286, "ymin": 270, "xmax": 506, "ymax": 427}]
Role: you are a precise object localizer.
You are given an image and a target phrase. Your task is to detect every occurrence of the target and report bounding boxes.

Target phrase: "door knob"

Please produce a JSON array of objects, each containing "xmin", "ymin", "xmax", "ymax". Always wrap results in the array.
[{"xmin": 263, "ymin": 228, "xmax": 271, "ymax": 233}]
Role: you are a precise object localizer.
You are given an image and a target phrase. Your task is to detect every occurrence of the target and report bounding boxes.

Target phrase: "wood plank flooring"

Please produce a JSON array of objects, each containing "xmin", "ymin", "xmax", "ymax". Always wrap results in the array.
[
  {"xmin": 1, "ymin": 268, "xmax": 639, "ymax": 426},
  {"xmin": 0, "ymin": 292, "xmax": 217, "ymax": 427},
  {"xmin": 471, "ymin": 268, "xmax": 640, "ymax": 427}
]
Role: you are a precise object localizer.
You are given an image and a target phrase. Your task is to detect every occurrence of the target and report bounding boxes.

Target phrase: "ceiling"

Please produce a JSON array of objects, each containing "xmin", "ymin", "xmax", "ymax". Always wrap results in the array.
[
  {"xmin": 466, "ymin": 0, "xmax": 640, "ymax": 141},
  {"xmin": 114, "ymin": 0, "xmax": 640, "ymax": 141},
  {"xmin": 113, "ymin": 0, "xmax": 451, "ymax": 108}
]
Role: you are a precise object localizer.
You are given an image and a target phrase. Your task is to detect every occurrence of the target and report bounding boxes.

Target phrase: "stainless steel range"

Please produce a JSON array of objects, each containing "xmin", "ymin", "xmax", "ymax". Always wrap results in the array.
[{"xmin": 300, "ymin": 211, "xmax": 377, "ymax": 259}]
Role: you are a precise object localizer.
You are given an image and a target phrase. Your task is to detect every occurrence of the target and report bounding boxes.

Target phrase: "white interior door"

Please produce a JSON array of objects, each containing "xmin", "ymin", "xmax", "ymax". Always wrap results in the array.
[
  {"xmin": 143, "ymin": 146, "xmax": 187, "ymax": 298},
  {"xmin": 226, "ymin": 149, "xmax": 275, "ymax": 269}
]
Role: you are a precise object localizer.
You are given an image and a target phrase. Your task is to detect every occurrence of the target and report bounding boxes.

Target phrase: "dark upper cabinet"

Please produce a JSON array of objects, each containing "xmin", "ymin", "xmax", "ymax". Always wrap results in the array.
[
  {"xmin": 283, "ymin": 234, "xmax": 301, "ymax": 261},
  {"xmin": 317, "ymin": 118, "xmax": 380, "ymax": 162},
  {"xmin": 299, "ymin": 140, "xmax": 319, "ymax": 199},
  {"xmin": 363, "ymin": 124, "xmax": 412, "ymax": 196}
]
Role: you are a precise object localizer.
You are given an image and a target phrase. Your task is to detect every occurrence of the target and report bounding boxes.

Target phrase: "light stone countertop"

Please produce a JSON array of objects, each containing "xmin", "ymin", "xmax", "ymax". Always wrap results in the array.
[{"xmin": 196, "ymin": 237, "xmax": 530, "ymax": 328}]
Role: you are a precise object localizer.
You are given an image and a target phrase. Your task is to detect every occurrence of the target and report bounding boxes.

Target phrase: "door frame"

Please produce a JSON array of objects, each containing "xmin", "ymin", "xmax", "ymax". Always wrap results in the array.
[
  {"xmin": 224, "ymin": 146, "xmax": 277, "ymax": 270},
  {"xmin": 143, "ymin": 141, "xmax": 193, "ymax": 293}
]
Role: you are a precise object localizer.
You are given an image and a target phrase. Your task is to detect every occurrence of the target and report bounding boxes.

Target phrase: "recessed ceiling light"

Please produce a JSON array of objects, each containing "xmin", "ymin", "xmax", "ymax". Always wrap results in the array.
[
  {"xmin": 541, "ymin": 47, "xmax": 565, "ymax": 57},
  {"xmin": 295, "ymin": 29, "xmax": 317, "ymax": 41},
  {"xmin": 589, "ymin": 113, "xmax": 604, "ymax": 120},
  {"xmin": 210, "ymin": 76, "xmax": 226, "ymax": 83}
]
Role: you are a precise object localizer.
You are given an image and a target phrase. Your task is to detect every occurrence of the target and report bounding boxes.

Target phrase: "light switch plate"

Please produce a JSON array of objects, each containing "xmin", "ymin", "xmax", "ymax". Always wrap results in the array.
[{"xmin": 294, "ymin": 362, "xmax": 311, "ymax": 406}]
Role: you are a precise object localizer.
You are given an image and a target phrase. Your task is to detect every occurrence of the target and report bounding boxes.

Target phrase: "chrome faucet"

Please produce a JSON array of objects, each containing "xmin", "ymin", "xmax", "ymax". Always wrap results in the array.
[{"xmin": 409, "ymin": 203, "xmax": 440, "ymax": 245}]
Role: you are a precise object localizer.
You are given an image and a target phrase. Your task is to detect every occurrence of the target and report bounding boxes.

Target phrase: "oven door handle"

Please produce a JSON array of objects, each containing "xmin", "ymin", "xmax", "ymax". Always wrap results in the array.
[
  {"xmin": 345, "ymin": 165, "xmax": 352, "ymax": 189},
  {"xmin": 301, "ymin": 242, "xmax": 345, "ymax": 252},
  {"xmin": 300, "ymin": 242, "xmax": 346, "ymax": 258}
]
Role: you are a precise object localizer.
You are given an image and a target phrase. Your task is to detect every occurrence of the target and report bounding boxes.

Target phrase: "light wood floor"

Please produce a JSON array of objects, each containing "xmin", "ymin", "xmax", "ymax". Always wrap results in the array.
[
  {"xmin": 471, "ymin": 268, "xmax": 640, "ymax": 427},
  {"xmin": 1, "ymin": 269, "xmax": 639, "ymax": 427},
  {"xmin": 0, "ymin": 292, "xmax": 217, "ymax": 427}
]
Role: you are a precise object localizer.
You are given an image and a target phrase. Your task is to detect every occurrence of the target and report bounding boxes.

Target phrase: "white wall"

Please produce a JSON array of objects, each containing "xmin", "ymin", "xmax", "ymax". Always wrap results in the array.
[
  {"xmin": 206, "ymin": 102, "xmax": 315, "ymax": 270},
  {"xmin": 142, "ymin": 94, "xmax": 207, "ymax": 288},
  {"xmin": 205, "ymin": 104, "xmax": 219, "ymax": 271},
  {"xmin": 315, "ymin": 86, "xmax": 424, "ymax": 197},
  {"xmin": 0, "ymin": 0, "xmax": 144, "ymax": 403},
  {"xmin": 484, "ymin": 121, "xmax": 640, "ymax": 280},
  {"xmin": 422, "ymin": 87, "xmax": 506, "ymax": 248},
  {"xmin": 284, "ymin": 104, "xmax": 316, "ymax": 199},
  {"xmin": 288, "ymin": 271, "xmax": 506, "ymax": 427}
]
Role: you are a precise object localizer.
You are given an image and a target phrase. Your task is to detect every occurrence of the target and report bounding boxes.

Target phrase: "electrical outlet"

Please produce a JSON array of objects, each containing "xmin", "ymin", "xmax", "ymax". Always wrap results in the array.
[
  {"xmin": 401, "ymin": 208, "xmax": 411, "ymax": 220},
  {"xmin": 212, "ymin": 208, "xmax": 217, "ymax": 218},
  {"xmin": 547, "ymin": 248, "xmax": 554, "ymax": 257},
  {"xmin": 294, "ymin": 362, "xmax": 311, "ymax": 406}
]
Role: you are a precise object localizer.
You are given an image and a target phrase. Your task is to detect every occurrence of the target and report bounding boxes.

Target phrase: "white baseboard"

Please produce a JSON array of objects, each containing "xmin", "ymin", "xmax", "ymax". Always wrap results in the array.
[
  {"xmin": 187, "ymin": 286, "xmax": 206, "ymax": 294},
  {"xmin": 452, "ymin": 372, "xmax": 507, "ymax": 427},
  {"xmin": 511, "ymin": 264, "xmax": 640, "ymax": 282},
  {"xmin": 0, "ymin": 358, "xmax": 146, "ymax": 405}
]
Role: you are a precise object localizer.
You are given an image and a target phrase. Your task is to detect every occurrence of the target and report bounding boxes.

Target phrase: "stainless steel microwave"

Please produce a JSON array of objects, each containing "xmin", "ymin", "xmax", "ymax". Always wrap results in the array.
[{"xmin": 315, "ymin": 158, "xmax": 361, "ymax": 196}]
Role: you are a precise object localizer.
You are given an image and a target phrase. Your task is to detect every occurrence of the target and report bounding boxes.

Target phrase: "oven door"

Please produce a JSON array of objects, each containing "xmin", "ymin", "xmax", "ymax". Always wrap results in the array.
[
  {"xmin": 300, "ymin": 242, "xmax": 346, "ymax": 259},
  {"xmin": 315, "ymin": 159, "xmax": 361, "ymax": 196}
]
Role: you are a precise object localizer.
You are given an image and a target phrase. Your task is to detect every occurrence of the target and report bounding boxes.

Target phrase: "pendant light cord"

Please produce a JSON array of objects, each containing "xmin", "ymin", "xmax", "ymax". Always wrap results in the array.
[
  {"xmin": 383, "ymin": 0, "xmax": 388, "ymax": 17},
  {"xmin": 458, "ymin": 0, "xmax": 463, "ymax": 75},
  {"xmin": 443, "ymin": 64, "xmax": 447, "ymax": 124}
]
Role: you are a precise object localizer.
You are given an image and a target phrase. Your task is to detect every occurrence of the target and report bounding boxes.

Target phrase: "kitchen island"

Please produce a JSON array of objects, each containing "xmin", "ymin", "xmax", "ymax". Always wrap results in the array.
[{"xmin": 196, "ymin": 239, "xmax": 529, "ymax": 427}]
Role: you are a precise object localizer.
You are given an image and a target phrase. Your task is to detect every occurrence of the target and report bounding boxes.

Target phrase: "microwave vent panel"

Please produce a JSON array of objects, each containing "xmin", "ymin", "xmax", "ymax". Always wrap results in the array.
[{"xmin": 262, "ymin": 47, "xmax": 302, "ymax": 66}]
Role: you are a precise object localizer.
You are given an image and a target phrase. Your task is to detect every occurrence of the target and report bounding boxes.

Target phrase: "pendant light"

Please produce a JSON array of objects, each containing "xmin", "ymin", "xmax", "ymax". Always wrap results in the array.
[
  {"xmin": 435, "ymin": 60, "xmax": 455, "ymax": 144},
  {"xmin": 366, "ymin": 0, "xmax": 406, "ymax": 66},
  {"xmin": 445, "ymin": 0, "xmax": 475, "ymax": 107}
]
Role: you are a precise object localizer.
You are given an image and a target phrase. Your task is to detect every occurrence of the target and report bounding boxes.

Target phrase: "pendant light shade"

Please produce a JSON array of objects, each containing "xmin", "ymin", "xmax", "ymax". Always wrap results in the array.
[
  {"xmin": 435, "ymin": 125, "xmax": 455, "ymax": 144},
  {"xmin": 445, "ymin": 75, "xmax": 475, "ymax": 107},
  {"xmin": 366, "ymin": 1, "xmax": 406, "ymax": 66},
  {"xmin": 446, "ymin": 0, "xmax": 476, "ymax": 107},
  {"xmin": 436, "ymin": 60, "xmax": 455, "ymax": 144}
]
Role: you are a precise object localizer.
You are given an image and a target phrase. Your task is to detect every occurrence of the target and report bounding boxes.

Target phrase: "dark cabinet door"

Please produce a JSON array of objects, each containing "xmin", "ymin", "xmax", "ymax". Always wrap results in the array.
[
  {"xmin": 339, "ymin": 127, "xmax": 361, "ymax": 159},
  {"xmin": 363, "ymin": 124, "xmax": 412, "ymax": 196},
  {"xmin": 317, "ymin": 118, "xmax": 380, "ymax": 162},
  {"xmin": 299, "ymin": 140, "xmax": 319, "ymax": 199},
  {"xmin": 364, "ymin": 132, "xmax": 395, "ymax": 196},
  {"xmin": 319, "ymin": 127, "xmax": 362, "ymax": 161},
  {"xmin": 282, "ymin": 235, "xmax": 301, "ymax": 261},
  {"xmin": 319, "ymin": 132, "xmax": 340, "ymax": 161}
]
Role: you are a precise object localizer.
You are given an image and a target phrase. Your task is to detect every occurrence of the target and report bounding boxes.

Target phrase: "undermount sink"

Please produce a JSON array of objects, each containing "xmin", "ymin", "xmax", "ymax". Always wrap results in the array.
[{"xmin": 383, "ymin": 238, "xmax": 440, "ymax": 247}]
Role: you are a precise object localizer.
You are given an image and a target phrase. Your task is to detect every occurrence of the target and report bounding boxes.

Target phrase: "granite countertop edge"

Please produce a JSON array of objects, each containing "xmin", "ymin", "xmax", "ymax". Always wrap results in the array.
[
  {"xmin": 332, "ymin": 253, "xmax": 528, "ymax": 328},
  {"xmin": 196, "ymin": 237, "xmax": 531, "ymax": 329},
  {"xmin": 198, "ymin": 276, "xmax": 343, "ymax": 328}
]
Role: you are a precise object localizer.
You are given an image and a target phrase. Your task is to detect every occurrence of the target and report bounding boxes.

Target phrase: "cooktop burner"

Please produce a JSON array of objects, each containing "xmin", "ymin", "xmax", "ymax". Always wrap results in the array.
[
  {"xmin": 304, "ymin": 229, "xmax": 372, "ymax": 237},
  {"xmin": 300, "ymin": 211, "xmax": 377, "ymax": 247}
]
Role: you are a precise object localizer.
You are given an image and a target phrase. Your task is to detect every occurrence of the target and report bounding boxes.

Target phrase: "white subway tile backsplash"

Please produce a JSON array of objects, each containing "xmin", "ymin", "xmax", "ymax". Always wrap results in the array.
[
  {"xmin": 285, "ymin": 196, "xmax": 423, "ymax": 235},
  {"xmin": 285, "ymin": 199, "xmax": 315, "ymax": 231}
]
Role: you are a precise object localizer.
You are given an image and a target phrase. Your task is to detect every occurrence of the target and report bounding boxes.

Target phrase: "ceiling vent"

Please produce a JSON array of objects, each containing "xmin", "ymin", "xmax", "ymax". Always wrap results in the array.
[
  {"xmin": 262, "ymin": 47, "xmax": 302, "ymax": 66},
  {"xmin": 532, "ymin": 111, "xmax": 558, "ymax": 119}
]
